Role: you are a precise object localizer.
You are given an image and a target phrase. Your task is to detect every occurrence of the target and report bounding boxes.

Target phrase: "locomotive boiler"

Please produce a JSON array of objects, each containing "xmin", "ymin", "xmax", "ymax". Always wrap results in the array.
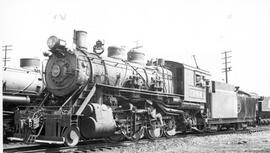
[
  {"xmin": 45, "ymin": 34, "xmax": 173, "ymax": 98},
  {"xmin": 9, "ymin": 30, "xmax": 257, "ymax": 147}
]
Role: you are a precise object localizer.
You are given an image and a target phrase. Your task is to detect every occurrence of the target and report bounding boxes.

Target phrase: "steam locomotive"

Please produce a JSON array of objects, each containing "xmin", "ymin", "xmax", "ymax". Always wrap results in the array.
[
  {"xmin": 8, "ymin": 30, "xmax": 259, "ymax": 146},
  {"xmin": 3, "ymin": 59, "xmax": 45, "ymax": 139}
]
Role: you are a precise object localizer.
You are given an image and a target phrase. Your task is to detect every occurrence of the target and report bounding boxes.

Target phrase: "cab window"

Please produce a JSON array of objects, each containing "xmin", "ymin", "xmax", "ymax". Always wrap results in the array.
[{"xmin": 195, "ymin": 73, "xmax": 205, "ymax": 87}]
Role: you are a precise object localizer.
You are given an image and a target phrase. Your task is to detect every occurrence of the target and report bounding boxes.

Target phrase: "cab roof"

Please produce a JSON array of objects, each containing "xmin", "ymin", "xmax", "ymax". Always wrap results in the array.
[{"xmin": 165, "ymin": 60, "xmax": 211, "ymax": 76}]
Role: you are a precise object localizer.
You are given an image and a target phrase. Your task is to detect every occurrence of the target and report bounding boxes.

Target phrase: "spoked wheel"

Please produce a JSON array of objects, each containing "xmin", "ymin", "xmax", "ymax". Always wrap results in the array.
[
  {"xmin": 163, "ymin": 119, "xmax": 176, "ymax": 138},
  {"xmin": 145, "ymin": 121, "xmax": 163, "ymax": 139},
  {"xmin": 121, "ymin": 125, "xmax": 145, "ymax": 141},
  {"xmin": 63, "ymin": 126, "xmax": 80, "ymax": 147},
  {"xmin": 131, "ymin": 127, "xmax": 145, "ymax": 141}
]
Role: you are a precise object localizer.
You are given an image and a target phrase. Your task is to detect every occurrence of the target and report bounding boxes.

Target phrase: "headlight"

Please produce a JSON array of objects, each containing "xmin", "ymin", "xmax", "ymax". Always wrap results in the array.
[
  {"xmin": 47, "ymin": 36, "xmax": 59, "ymax": 49},
  {"xmin": 47, "ymin": 36, "xmax": 66, "ymax": 49}
]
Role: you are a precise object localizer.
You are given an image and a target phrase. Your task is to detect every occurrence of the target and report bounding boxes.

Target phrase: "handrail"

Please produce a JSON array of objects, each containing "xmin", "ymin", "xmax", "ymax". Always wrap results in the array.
[
  {"xmin": 59, "ymin": 85, "xmax": 84, "ymax": 111},
  {"xmin": 75, "ymin": 84, "xmax": 96, "ymax": 115}
]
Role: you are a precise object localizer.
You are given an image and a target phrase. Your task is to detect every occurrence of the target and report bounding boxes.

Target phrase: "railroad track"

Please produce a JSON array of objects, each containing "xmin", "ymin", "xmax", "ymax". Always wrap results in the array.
[
  {"xmin": 176, "ymin": 125, "xmax": 270, "ymax": 138},
  {"xmin": 4, "ymin": 126, "xmax": 270, "ymax": 153},
  {"xmin": 3, "ymin": 141, "xmax": 125, "ymax": 153}
]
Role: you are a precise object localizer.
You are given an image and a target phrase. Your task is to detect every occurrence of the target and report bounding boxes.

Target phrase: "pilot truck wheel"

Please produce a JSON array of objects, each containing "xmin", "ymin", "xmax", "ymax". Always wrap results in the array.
[{"xmin": 63, "ymin": 126, "xmax": 80, "ymax": 147}]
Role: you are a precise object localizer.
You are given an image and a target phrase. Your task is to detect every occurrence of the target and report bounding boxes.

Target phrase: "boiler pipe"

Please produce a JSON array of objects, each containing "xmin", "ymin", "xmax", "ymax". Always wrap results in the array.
[{"xmin": 3, "ymin": 95, "xmax": 31, "ymax": 105}]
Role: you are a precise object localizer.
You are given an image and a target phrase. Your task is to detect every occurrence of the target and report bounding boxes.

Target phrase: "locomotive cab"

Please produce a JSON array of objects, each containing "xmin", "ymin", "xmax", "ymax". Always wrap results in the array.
[{"xmin": 165, "ymin": 61, "xmax": 210, "ymax": 103}]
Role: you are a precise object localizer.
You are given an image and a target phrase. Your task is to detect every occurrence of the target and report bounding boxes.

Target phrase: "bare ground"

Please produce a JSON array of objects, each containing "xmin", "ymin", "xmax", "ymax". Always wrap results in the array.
[
  {"xmin": 99, "ymin": 129, "xmax": 270, "ymax": 153},
  {"xmin": 3, "ymin": 127, "xmax": 270, "ymax": 153}
]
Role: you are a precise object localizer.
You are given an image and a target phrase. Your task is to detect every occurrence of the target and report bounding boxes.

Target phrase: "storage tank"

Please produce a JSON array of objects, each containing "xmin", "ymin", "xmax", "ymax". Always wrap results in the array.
[
  {"xmin": 127, "ymin": 48, "xmax": 146, "ymax": 65},
  {"xmin": 20, "ymin": 58, "xmax": 40, "ymax": 69}
]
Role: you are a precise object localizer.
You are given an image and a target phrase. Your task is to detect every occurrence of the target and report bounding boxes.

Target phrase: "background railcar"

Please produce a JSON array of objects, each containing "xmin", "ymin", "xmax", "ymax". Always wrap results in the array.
[
  {"xmin": 206, "ymin": 81, "xmax": 257, "ymax": 129},
  {"xmin": 3, "ymin": 58, "xmax": 44, "ymax": 106},
  {"xmin": 257, "ymin": 97, "xmax": 270, "ymax": 125},
  {"xmin": 3, "ymin": 58, "xmax": 45, "ymax": 139}
]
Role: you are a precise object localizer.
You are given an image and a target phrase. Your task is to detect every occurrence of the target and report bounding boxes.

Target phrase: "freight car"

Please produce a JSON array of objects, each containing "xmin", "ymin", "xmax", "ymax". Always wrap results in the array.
[
  {"xmin": 3, "ymin": 58, "xmax": 45, "ymax": 139},
  {"xmin": 257, "ymin": 97, "xmax": 270, "ymax": 125},
  {"xmin": 8, "ymin": 30, "xmax": 258, "ymax": 146},
  {"xmin": 206, "ymin": 82, "xmax": 257, "ymax": 130}
]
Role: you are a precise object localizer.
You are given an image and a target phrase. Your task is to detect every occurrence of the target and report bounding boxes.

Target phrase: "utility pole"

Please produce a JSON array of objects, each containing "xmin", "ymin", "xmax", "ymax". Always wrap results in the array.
[
  {"xmin": 2, "ymin": 45, "xmax": 12, "ymax": 66},
  {"xmin": 133, "ymin": 40, "xmax": 143, "ymax": 49},
  {"xmin": 221, "ymin": 51, "xmax": 232, "ymax": 83}
]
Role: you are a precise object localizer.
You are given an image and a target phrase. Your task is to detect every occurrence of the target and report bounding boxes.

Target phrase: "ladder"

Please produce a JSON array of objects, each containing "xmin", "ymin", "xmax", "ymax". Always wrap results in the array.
[
  {"xmin": 73, "ymin": 83, "xmax": 96, "ymax": 115},
  {"xmin": 25, "ymin": 125, "xmax": 44, "ymax": 143}
]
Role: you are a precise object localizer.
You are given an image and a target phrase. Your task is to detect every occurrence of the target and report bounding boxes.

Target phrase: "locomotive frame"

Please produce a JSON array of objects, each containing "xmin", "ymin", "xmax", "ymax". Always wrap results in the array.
[{"xmin": 8, "ymin": 30, "xmax": 258, "ymax": 147}]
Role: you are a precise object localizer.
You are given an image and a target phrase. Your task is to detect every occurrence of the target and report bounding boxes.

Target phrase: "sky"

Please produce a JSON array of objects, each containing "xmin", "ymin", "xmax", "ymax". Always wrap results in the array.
[{"xmin": 0, "ymin": 0, "xmax": 269, "ymax": 96}]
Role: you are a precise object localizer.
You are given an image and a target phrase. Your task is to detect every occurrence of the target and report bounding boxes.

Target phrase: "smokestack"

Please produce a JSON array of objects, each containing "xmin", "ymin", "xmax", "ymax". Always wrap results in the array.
[{"xmin": 73, "ymin": 30, "xmax": 87, "ymax": 50}]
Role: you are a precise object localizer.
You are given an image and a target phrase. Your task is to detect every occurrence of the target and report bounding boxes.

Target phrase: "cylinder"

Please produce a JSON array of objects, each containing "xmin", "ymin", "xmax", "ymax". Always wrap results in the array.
[
  {"xmin": 3, "ymin": 95, "xmax": 30, "ymax": 105},
  {"xmin": 73, "ymin": 30, "xmax": 87, "ymax": 49},
  {"xmin": 79, "ymin": 104, "xmax": 116, "ymax": 139},
  {"xmin": 127, "ymin": 50, "xmax": 146, "ymax": 65},
  {"xmin": 79, "ymin": 116, "xmax": 116, "ymax": 138},
  {"xmin": 108, "ymin": 46, "xmax": 126, "ymax": 60},
  {"xmin": 20, "ymin": 58, "xmax": 40, "ymax": 69},
  {"xmin": 82, "ymin": 104, "xmax": 94, "ymax": 116}
]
